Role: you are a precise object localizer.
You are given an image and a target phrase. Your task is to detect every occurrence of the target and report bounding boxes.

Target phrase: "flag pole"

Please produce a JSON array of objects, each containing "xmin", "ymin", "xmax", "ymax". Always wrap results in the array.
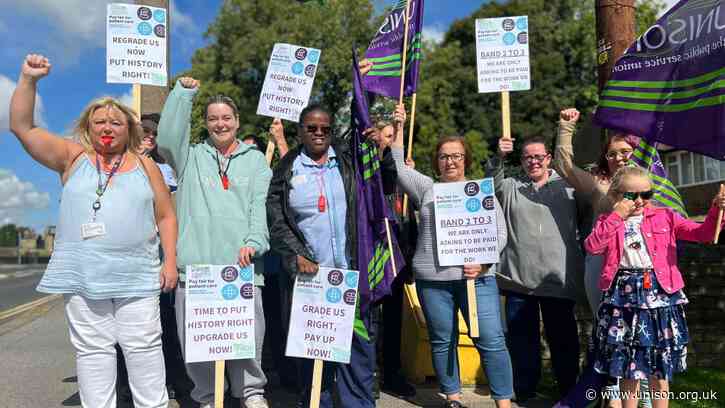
[
  {"xmin": 384, "ymin": 218, "xmax": 398, "ymax": 277},
  {"xmin": 401, "ymin": 92, "xmax": 417, "ymax": 216},
  {"xmin": 714, "ymin": 184, "xmax": 724, "ymax": 244},
  {"xmin": 379, "ymin": 0, "xmax": 411, "ymax": 277},
  {"xmin": 397, "ymin": 0, "xmax": 412, "ymax": 105},
  {"xmin": 398, "ymin": 0, "xmax": 412, "ymax": 218}
]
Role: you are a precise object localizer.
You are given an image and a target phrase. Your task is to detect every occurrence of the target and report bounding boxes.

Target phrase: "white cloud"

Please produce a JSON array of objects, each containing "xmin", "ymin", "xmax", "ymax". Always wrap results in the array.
[
  {"xmin": 0, "ymin": 169, "xmax": 50, "ymax": 226},
  {"xmin": 8, "ymin": 0, "xmax": 194, "ymax": 64},
  {"xmin": 422, "ymin": 25, "xmax": 446, "ymax": 45},
  {"xmin": 0, "ymin": 74, "xmax": 46, "ymax": 132},
  {"xmin": 117, "ymin": 86, "xmax": 134, "ymax": 108}
]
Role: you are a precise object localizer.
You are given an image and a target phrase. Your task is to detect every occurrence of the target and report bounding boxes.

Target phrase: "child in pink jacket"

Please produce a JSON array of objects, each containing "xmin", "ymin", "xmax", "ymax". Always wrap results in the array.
[{"xmin": 585, "ymin": 166, "xmax": 725, "ymax": 408}]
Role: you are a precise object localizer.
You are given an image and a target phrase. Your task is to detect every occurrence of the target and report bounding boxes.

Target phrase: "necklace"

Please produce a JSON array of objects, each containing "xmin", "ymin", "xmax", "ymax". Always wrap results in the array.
[{"xmin": 92, "ymin": 153, "xmax": 124, "ymax": 216}]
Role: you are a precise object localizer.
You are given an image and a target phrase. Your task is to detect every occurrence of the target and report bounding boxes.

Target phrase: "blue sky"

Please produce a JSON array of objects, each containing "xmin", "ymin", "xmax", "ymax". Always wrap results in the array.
[
  {"xmin": 0, "ymin": 0, "xmax": 488, "ymax": 232},
  {"xmin": 0, "ymin": 0, "xmax": 677, "ymax": 232}
]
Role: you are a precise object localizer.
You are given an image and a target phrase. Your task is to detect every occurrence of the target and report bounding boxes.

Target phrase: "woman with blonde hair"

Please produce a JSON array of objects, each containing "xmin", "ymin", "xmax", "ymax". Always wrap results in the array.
[{"xmin": 9, "ymin": 54, "xmax": 177, "ymax": 408}]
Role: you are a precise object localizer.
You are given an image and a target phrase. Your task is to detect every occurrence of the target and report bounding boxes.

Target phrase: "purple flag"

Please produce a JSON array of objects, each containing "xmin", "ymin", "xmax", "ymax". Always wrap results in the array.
[
  {"xmin": 594, "ymin": 0, "xmax": 725, "ymax": 160},
  {"xmin": 363, "ymin": 0, "xmax": 424, "ymax": 99},
  {"xmin": 351, "ymin": 50, "xmax": 406, "ymax": 313}
]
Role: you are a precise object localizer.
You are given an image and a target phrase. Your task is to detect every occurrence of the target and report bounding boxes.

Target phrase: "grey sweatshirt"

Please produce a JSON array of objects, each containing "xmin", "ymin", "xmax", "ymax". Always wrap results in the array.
[
  {"xmin": 392, "ymin": 147, "xmax": 507, "ymax": 281},
  {"xmin": 485, "ymin": 156, "xmax": 582, "ymax": 300}
]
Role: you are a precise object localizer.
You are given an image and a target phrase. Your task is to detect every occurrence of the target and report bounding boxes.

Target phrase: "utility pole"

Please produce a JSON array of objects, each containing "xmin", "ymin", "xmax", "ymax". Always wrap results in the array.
[
  {"xmin": 595, "ymin": 0, "xmax": 636, "ymax": 91},
  {"xmin": 135, "ymin": 0, "xmax": 170, "ymax": 115}
]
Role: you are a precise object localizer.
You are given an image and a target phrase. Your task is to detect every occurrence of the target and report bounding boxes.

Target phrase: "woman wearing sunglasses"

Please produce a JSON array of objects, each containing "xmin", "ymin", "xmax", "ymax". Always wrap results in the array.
[{"xmin": 585, "ymin": 166, "xmax": 725, "ymax": 408}]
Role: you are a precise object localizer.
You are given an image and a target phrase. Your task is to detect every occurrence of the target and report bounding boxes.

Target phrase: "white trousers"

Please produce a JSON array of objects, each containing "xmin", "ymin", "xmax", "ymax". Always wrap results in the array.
[{"xmin": 64, "ymin": 294, "xmax": 168, "ymax": 408}]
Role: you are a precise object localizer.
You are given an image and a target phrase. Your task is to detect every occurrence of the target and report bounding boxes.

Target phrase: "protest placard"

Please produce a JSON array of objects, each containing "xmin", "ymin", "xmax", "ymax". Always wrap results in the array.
[
  {"xmin": 475, "ymin": 16, "xmax": 530, "ymax": 93},
  {"xmin": 106, "ymin": 3, "xmax": 167, "ymax": 86},
  {"xmin": 184, "ymin": 264, "xmax": 256, "ymax": 363},
  {"xmin": 256, "ymin": 43, "xmax": 321, "ymax": 122},
  {"xmin": 434, "ymin": 178, "xmax": 499, "ymax": 267},
  {"xmin": 286, "ymin": 267, "xmax": 359, "ymax": 364}
]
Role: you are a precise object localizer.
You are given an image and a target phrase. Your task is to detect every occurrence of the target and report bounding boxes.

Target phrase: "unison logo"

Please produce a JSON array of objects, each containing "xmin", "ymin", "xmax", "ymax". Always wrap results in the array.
[{"xmin": 629, "ymin": 0, "xmax": 725, "ymax": 57}]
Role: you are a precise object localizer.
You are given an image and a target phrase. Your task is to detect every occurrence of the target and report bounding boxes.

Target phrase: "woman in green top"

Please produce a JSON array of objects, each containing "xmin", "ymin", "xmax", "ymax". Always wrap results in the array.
[{"xmin": 157, "ymin": 77, "xmax": 272, "ymax": 408}]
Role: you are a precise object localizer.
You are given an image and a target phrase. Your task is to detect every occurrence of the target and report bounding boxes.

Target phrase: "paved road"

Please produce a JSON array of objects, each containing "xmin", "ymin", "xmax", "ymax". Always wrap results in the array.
[
  {"xmin": 0, "ymin": 265, "xmax": 46, "ymax": 311},
  {"xmin": 0, "ymin": 296, "xmax": 551, "ymax": 408}
]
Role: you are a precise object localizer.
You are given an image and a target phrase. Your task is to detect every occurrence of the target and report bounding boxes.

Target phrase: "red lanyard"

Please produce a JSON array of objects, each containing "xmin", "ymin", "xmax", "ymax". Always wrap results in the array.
[{"xmin": 215, "ymin": 150, "xmax": 233, "ymax": 190}]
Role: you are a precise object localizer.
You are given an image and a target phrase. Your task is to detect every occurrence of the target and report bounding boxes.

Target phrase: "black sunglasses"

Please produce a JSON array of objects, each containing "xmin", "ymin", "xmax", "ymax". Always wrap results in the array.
[
  {"xmin": 305, "ymin": 125, "xmax": 331, "ymax": 135},
  {"xmin": 622, "ymin": 190, "xmax": 654, "ymax": 200}
]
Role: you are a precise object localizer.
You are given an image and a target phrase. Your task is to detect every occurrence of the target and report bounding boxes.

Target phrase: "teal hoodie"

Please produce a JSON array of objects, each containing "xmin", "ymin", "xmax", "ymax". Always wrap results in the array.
[{"xmin": 158, "ymin": 82, "xmax": 271, "ymax": 285}]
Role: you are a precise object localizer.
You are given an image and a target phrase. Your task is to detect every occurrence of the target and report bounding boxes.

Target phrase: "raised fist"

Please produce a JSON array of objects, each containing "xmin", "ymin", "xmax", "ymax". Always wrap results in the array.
[
  {"xmin": 21, "ymin": 54, "xmax": 51, "ymax": 80},
  {"xmin": 179, "ymin": 77, "xmax": 200, "ymax": 89}
]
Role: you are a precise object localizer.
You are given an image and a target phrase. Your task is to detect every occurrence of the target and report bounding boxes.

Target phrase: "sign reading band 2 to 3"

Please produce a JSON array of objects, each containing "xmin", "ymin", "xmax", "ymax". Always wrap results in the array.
[
  {"xmin": 286, "ymin": 267, "xmax": 359, "ymax": 364},
  {"xmin": 184, "ymin": 264, "xmax": 256, "ymax": 363},
  {"xmin": 475, "ymin": 16, "xmax": 531, "ymax": 93},
  {"xmin": 433, "ymin": 178, "xmax": 499, "ymax": 266},
  {"xmin": 106, "ymin": 3, "xmax": 168, "ymax": 86},
  {"xmin": 256, "ymin": 43, "xmax": 321, "ymax": 122}
]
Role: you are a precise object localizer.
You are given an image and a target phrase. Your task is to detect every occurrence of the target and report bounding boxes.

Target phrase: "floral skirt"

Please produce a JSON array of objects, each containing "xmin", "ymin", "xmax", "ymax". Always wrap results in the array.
[{"xmin": 592, "ymin": 269, "xmax": 689, "ymax": 381}]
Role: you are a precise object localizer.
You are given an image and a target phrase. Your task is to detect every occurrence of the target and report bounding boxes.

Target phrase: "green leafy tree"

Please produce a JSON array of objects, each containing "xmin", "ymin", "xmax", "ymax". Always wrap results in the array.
[
  {"xmin": 0, "ymin": 224, "xmax": 18, "ymax": 247},
  {"xmin": 409, "ymin": 0, "xmax": 663, "ymax": 178},
  {"xmin": 185, "ymin": 0, "xmax": 377, "ymax": 147}
]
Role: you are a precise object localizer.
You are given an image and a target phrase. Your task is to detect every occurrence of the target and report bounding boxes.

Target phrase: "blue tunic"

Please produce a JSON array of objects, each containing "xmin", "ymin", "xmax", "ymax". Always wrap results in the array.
[{"xmin": 38, "ymin": 155, "xmax": 161, "ymax": 299}]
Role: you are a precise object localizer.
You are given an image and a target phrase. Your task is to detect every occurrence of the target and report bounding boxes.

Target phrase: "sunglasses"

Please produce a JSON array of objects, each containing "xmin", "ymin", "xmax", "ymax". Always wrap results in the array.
[
  {"xmin": 305, "ymin": 125, "xmax": 331, "ymax": 135},
  {"xmin": 622, "ymin": 190, "xmax": 654, "ymax": 200}
]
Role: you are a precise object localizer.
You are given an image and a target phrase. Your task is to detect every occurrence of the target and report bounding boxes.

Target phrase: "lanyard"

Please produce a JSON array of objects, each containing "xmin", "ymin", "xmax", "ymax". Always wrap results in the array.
[
  {"xmin": 92, "ymin": 153, "xmax": 124, "ymax": 218},
  {"xmin": 215, "ymin": 150, "xmax": 234, "ymax": 190}
]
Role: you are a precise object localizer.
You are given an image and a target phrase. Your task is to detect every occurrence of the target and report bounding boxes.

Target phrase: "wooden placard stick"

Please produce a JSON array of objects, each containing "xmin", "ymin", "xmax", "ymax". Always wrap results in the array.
[
  {"xmin": 714, "ymin": 184, "xmax": 724, "ymax": 244},
  {"xmin": 466, "ymin": 279, "xmax": 480, "ymax": 338},
  {"xmin": 214, "ymin": 360, "xmax": 225, "ymax": 408},
  {"xmin": 310, "ymin": 359, "xmax": 324, "ymax": 408},
  {"xmin": 501, "ymin": 90, "xmax": 511, "ymax": 140},
  {"xmin": 132, "ymin": 83, "xmax": 142, "ymax": 117},
  {"xmin": 265, "ymin": 141, "xmax": 276, "ymax": 165}
]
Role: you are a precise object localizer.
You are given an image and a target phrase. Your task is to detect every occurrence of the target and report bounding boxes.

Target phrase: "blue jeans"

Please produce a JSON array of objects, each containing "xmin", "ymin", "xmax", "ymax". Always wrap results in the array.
[
  {"xmin": 504, "ymin": 291, "xmax": 580, "ymax": 399},
  {"xmin": 416, "ymin": 276, "xmax": 513, "ymax": 400}
]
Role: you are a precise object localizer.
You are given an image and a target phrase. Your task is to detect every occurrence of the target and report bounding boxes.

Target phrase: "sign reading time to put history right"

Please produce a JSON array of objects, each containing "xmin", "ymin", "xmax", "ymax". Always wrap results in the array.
[{"xmin": 475, "ymin": 16, "xmax": 531, "ymax": 93}]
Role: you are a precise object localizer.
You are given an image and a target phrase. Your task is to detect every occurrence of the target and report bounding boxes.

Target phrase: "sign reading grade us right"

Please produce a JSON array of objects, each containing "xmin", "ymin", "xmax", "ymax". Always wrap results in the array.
[
  {"xmin": 433, "ymin": 179, "xmax": 499, "ymax": 266},
  {"xmin": 286, "ymin": 267, "xmax": 359, "ymax": 364},
  {"xmin": 475, "ymin": 16, "xmax": 531, "ymax": 93}
]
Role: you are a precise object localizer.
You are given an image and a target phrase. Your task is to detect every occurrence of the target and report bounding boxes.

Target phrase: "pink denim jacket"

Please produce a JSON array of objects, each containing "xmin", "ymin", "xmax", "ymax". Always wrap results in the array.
[{"xmin": 585, "ymin": 204, "xmax": 724, "ymax": 294}]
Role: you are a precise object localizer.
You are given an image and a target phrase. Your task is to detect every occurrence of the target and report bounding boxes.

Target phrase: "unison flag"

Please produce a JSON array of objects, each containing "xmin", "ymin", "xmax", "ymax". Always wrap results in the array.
[
  {"xmin": 630, "ymin": 138, "xmax": 688, "ymax": 217},
  {"xmin": 363, "ymin": 0, "xmax": 424, "ymax": 99},
  {"xmin": 351, "ymin": 50, "xmax": 406, "ymax": 312},
  {"xmin": 594, "ymin": 0, "xmax": 725, "ymax": 160}
]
